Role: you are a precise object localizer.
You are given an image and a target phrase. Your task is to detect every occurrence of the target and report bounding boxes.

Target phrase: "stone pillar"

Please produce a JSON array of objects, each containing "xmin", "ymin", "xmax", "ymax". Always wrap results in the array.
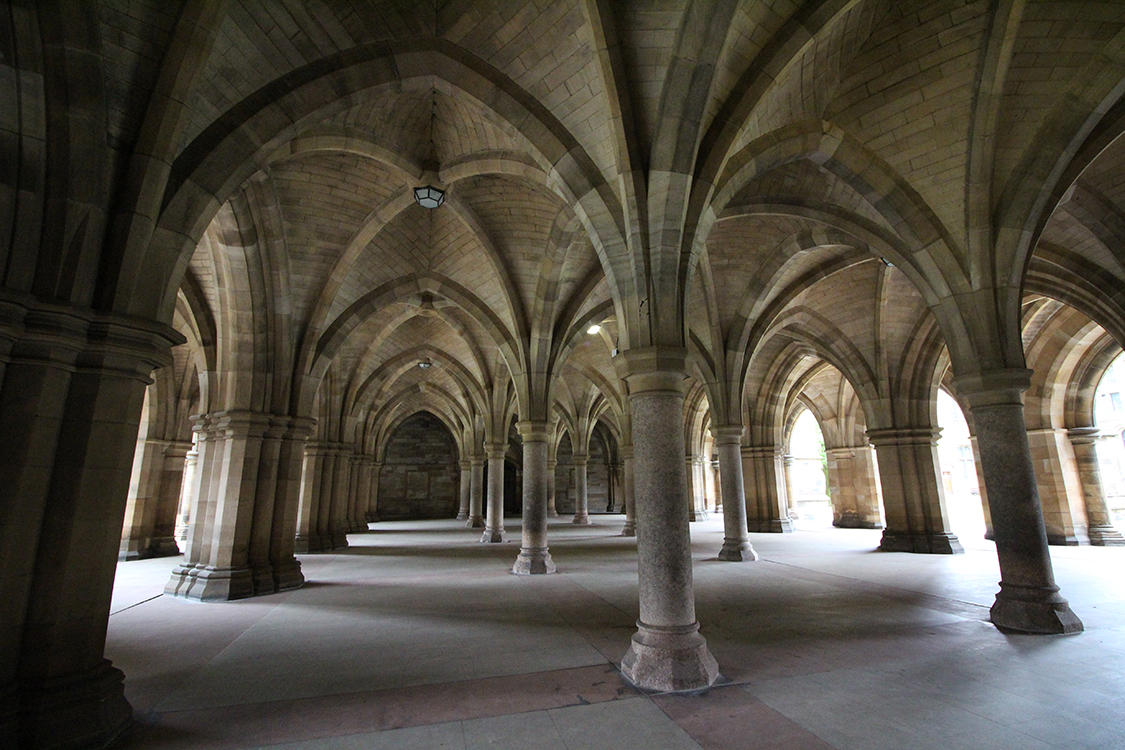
[
  {"xmin": 1026, "ymin": 428, "xmax": 1089, "ymax": 545},
  {"xmin": 175, "ymin": 446, "xmax": 199, "ymax": 543},
  {"xmin": 686, "ymin": 454, "xmax": 708, "ymax": 521},
  {"xmin": 0, "ymin": 308, "xmax": 177, "ymax": 749},
  {"xmin": 167, "ymin": 413, "xmax": 312, "ymax": 599},
  {"xmin": 782, "ymin": 454, "xmax": 799, "ymax": 520},
  {"xmin": 513, "ymin": 422, "xmax": 556, "ymax": 574},
  {"xmin": 571, "ymin": 454, "xmax": 591, "ymax": 524},
  {"xmin": 1069, "ymin": 428, "xmax": 1125, "ymax": 545},
  {"xmin": 329, "ymin": 446, "xmax": 351, "ymax": 548},
  {"xmin": 295, "ymin": 442, "xmax": 331, "ymax": 553},
  {"xmin": 971, "ymin": 436, "xmax": 994, "ymax": 538},
  {"xmin": 742, "ymin": 446, "xmax": 795, "ymax": 533},
  {"xmin": 481, "ymin": 444, "xmax": 507, "ymax": 543},
  {"xmin": 867, "ymin": 428, "xmax": 962, "ymax": 554},
  {"xmin": 606, "ymin": 460, "xmax": 618, "ymax": 512},
  {"xmin": 466, "ymin": 455, "xmax": 485, "ymax": 528},
  {"xmin": 713, "ymin": 426, "xmax": 757, "ymax": 562},
  {"xmin": 709, "ymin": 455, "xmax": 720, "ymax": 512},
  {"xmin": 619, "ymin": 349, "xmax": 719, "ymax": 692},
  {"xmin": 457, "ymin": 459, "xmax": 472, "ymax": 520},
  {"xmin": 352, "ymin": 454, "xmax": 373, "ymax": 531},
  {"xmin": 547, "ymin": 458, "xmax": 559, "ymax": 517},
  {"xmin": 622, "ymin": 446, "xmax": 636, "ymax": 536},
  {"xmin": 827, "ymin": 446, "xmax": 883, "ymax": 528},
  {"xmin": 955, "ymin": 370, "xmax": 1082, "ymax": 634},
  {"xmin": 121, "ymin": 438, "xmax": 190, "ymax": 560},
  {"xmin": 368, "ymin": 460, "xmax": 382, "ymax": 523}
]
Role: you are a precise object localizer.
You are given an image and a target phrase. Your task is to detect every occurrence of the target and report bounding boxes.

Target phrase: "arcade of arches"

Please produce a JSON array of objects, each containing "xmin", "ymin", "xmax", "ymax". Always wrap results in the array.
[{"xmin": 5, "ymin": 1, "xmax": 1125, "ymax": 747}]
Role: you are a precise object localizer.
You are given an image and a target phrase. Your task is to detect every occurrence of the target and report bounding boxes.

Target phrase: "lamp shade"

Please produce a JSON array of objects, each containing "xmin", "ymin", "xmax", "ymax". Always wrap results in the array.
[{"xmin": 414, "ymin": 185, "xmax": 445, "ymax": 209}]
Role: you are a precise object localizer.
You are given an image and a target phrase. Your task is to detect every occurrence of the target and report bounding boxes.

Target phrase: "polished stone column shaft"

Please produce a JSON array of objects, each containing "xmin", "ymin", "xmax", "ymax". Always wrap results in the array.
[
  {"xmin": 956, "ymin": 370, "xmax": 1082, "ymax": 634},
  {"xmin": 457, "ymin": 459, "xmax": 472, "ymax": 520},
  {"xmin": 1068, "ymin": 427, "xmax": 1125, "ymax": 546},
  {"xmin": 175, "ymin": 447, "xmax": 199, "ymax": 543},
  {"xmin": 713, "ymin": 426, "xmax": 757, "ymax": 562},
  {"xmin": 620, "ymin": 352, "xmax": 719, "ymax": 691},
  {"xmin": 466, "ymin": 455, "xmax": 485, "ymax": 528},
  {"xmin": 482, "ymin": 444, "xmax": 507, "ymax": 543},
  {"xmin": 513, "ymin": 422, "xmax": 556, "ymax": 574},
  {"xmin": 571, "ymin": 454, "xmax": 591, "ymax": 524}
]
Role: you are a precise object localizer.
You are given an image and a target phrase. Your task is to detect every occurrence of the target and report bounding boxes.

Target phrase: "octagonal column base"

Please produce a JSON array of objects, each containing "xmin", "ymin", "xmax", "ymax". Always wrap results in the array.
[
  {"xmin": 990, "ymin": 582, "xmax": 1083, "ymax": 634},
  {"xmin": 718, "ymin": 538, "xmax": 758, "ymax": 562},
  {"xmin": 512, "ymin": 547, "xmax": 556, "ymax": 575},
  {"xmin": 480, "ymin": 528, "xmax": 508, "ymax": 543},
  {"xmin": 620, "ymin": 622, "xmax": 720, "ymax": 693}
]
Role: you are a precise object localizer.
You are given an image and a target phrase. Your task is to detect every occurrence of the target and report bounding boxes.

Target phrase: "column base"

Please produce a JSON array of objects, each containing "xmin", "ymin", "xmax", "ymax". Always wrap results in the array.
[
  {"xmin": 620, "ymin": 622, "xmax": 720, "ymax": 693},
  {"xmin": 621, "ymin": 520, "xmax": 636, "ymax": 537},
  {"xmin": 272, "ymin": 558, "xmax": 306, "ymax": 592},
  {"xmin": 119, "ymin": 536, "xmax": 182, "ymax": 561},
  {"xmin": 366, "ymin": 513, "xmax": 380, "ymax": 523},
  {"xmin": 571, "ymin": 514, "xmax": 591, "ymax": 525},
  {"xmin": 17, "ymin": 660, "xmax": 132, "ymax": 750},
  {"xmin": 548, "ymin": 509, "xmax": 559, "ymax": 518},
  {"xmin": 512, "ymin": 547, "xmax": 556, "ymax": 575},
  {"xmin": 350, "ymin": 520, "xmax": 369, "ymax": 533},
  {"xmin": 834, "ymin": 511, "xmax": 883, "ymax": 529},
  {"xmin": 718, "ymin": 538, "xmax": 758, "ymax": 562},
  {"xmin": 465, "ymin": 515, "xmax": 485, "ymax": 529},
  {"xmin": 1046, "ymin": 532, "xmax": 1087, "ymax": 546},
  {"xmin": 1089, "ymin": 525, "xmax": 1125, "ymax": 546},
  {"xmin": 990, "ymin": 582, "xmax": 1084, "ymax": 634},
  {"xmin": 480, "ymin": 528, "xmax": 508, "ymax": 543},
  {"xmin": 456, "ymin": 511, "xmax": 469, "ymax": 520},
  {"xmin": 294, "ymin": 533, "xmax": 333, "ymax": 553},
  {"xmin": 165, "ymin": 564, "xmax": 255, "ymax": 601},
  {"xmin": 688, "ymin": 510, "xmax": 709, "ymax": 521},
  {"xmin": 879, "ymin": 530, "xmax": 964, "ymax": 554}
]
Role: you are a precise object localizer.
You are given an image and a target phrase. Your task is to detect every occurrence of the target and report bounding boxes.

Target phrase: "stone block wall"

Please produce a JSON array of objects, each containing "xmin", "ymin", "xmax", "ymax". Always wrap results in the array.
[{"xmin": 379, "ymin": 414, "xmax": 460, "ymax": 520}]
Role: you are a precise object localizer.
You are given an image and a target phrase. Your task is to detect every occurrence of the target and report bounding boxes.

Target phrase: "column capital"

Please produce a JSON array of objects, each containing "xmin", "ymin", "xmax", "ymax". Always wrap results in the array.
[
  {"xmin": 1067, "ymin": 426, "xmax": 1102, "ymax": 445},
  {"xmin": 571, "ymin": 453, "xmax": 588, "ymax": 467},
  {"xmin": 621, "ymin": 346, "xmax": 688, "ymax": 395},
  {"xmin": 866, "ymin": 427, "xmax": 941, "ymax": 447},
  {"xmin": 485, "ymin": 443, "xmax": 507, "ymax": 460},
  {"xmin": 952, "ymin": 368, "xmax": 1031, "ymax": 407},
  {"xmin": 459, "ymin": 459, "xmax": 472, "ymax": 470},
  {"xmin": 711, "ymin": 425, "xmax": 745, "ymax": 445},
  {"xmin": 516, "ymin": 420, "xmax": 551, "ymax": 443}
]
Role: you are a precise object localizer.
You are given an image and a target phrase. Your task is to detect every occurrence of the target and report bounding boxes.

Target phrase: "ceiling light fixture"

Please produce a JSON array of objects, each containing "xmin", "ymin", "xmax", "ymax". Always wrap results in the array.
[
  {"xmin": 586, "ymin": 324, "xmax": 601, "ymax": 335},
  {"xmin": 417, "ymin": 358, "xmax": 434, "ymax": 370},
  {"xmin": 414, "ymin": 38, "xmax": 445, "ymax": 210}
]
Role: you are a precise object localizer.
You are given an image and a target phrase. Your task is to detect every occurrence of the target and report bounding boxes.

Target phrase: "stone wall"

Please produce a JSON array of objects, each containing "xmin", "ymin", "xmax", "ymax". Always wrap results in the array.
[{"xmin": 379, "ymin": 414, "xmax": 460, "ymax": 520}]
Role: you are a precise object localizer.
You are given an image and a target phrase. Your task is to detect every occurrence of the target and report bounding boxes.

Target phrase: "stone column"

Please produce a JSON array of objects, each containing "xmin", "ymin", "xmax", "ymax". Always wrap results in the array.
[
  {"xmin": 742, "ymin": 446, "xmax": 795, "ymax": 533},
  {"xmin": 686, "ymin": 455, "xmax": 709, "ymax": 521},
  {"xmin": 619, "ymin": 349, "xmax": 719, "ymax": 692},
  {"xmin": 571, "ymin": 454, "xmax": 591, "ymax": 524},
  {"xmin": 622, "ymin": 445, "xmax": 637, "ymax": 536},
  {"xmin": 827, "ymin": 447, "xmax": 883, "ymax": 528},
  {"xmin": 368, "ymin": 460, "xmax": 382, "ymax": 522},
  {"xmin": 782, "ymin": 454, "xmax": 799, "ymax": 520},
  {"xmin": 352, "ymin": 455, "xmax": 373, "ymax": 529},
  {"xmin": 955, "ymin": 370, "xmax": 1082, "ymax": 634},
  {"xmin": 1027, "ymin": 427, "xmax": 1089, "ymax": 544},
  {"xmin": 547, "ymin": 458, "xmax": 559, "ymax": 517},
  {"xmin": 481, "ymin": 444, "xmax": 507, "ymax": 543},
  {"xmin": 466, "ymin": 455, "xmax": 485, "ymax": 528},
  {"xmin": 457, "ymin": 459, "xmax": 472, "ymax": 520},
  {"xmin": 121, "ymin": 438, "xmax": 190, "ymax": 560},
  {"xmin": 346, "ymin": 454, "xmax": 367, "ymax": 533},
  {"xmin": 295, "ymin": 443, "xmax": 330, "ymax": 553},
  {"xmin": 1069, "ymin": 427, "xmax": 1125, "ymax": 545},
  {"xmin": 713, "ymin": 426, "xmax": 757, "ymax": 561},
  {"xmin": 166, "ymin": 412, "xmax": 311, "ymax": 599},
  {"xmin": 329, "ymin": 446, "xmax": 351, "ymax": 548},
  {"xmin": 709, "ymin": 455, "xmax": 721, "ymax": 511},
  {"xmin": 0, "ymin": 310, "xmax": 176, "ymax": 749},
  {"xmin": 867, "ymin": 428, "xmax": 962, "ymax": 554},
  {"xmin": 175, "ymin": 446, "xmax": 199, "ymax": 543},
  {"xmin": 606, "ymin": 460, "xmax": 618, "ymax": 512},
  {"xmin": 513, "ymin": 422, "xmax": 556, "ymax": 574}
]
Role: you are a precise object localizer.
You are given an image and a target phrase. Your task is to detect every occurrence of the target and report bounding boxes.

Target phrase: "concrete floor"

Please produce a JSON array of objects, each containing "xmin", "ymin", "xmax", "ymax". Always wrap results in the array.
[{"xmin": 107, "ymin": 517, "xmax": 1125, "ymax": 749}]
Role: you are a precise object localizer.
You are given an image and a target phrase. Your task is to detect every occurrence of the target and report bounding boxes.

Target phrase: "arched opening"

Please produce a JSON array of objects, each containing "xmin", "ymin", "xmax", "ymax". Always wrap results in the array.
[
  {"xmin": 1095, "ymin": 353, "xmax": 1125, "ymax": 525},
  {"xmin": 378, "ymin": 412, "xmax": 460, "ymax": 520},
  {"xmin": 935, "ymin": 389, "xmax": 986, "ymax": 542},
  {"xmin": 787, "ymin": 408, "xmax": 832, "ymax": 528}
]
